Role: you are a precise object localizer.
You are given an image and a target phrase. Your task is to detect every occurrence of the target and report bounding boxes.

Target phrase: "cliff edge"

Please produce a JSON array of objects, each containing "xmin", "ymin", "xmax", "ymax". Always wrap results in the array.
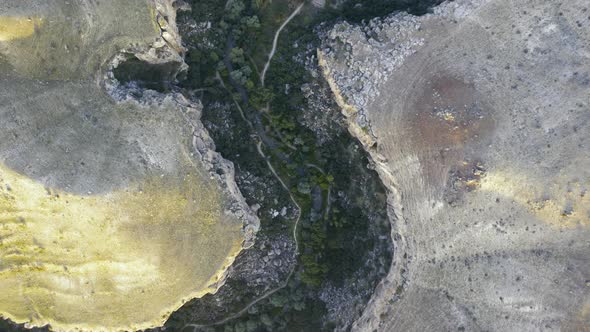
[{"xmin": 320, "ymin": 0, "xmax": 589, "ymax": 330}]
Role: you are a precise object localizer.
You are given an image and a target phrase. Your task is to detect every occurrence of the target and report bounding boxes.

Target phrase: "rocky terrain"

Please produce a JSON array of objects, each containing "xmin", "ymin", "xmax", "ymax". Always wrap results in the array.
[
  {"xmin": 319, "ymin": 0, "xmax": 589, "ymax": 330},
  {"xmin": 161, "ymin": 5, "xmax": 393, "ymax": 328},
  {"xmin": 0, "ymin": 1, "xmax": 258, "ymax": 331},
  {"xmin": 1, "ymin": 0, "xmax": 588, "ymax": 331}
]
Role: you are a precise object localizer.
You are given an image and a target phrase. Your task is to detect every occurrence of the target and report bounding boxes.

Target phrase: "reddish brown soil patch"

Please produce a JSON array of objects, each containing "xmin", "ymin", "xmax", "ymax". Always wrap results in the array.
[{"xmin": 404, "ymin": 73, "xmax": 495, "ymax": 189}]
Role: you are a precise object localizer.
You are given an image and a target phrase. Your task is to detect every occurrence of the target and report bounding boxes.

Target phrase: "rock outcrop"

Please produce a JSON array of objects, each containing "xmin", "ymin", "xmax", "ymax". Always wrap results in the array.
[
  {"xmin": 0, "ymin": 1, "xmax": 258, "ymax": 331},
  {"xmin": 320, "ymin": 0, "xmax": 589, "ymax": 330}
]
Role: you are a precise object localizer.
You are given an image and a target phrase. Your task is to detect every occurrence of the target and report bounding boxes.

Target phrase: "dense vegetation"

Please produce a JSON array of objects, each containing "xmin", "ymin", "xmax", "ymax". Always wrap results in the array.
[
  {"xmin": 159, "ymin": 0, "xmax": 436, "ymax": 331},
  {"xmin": 159, "ymin": 1, "xmax": 401, "ymax": 331}
]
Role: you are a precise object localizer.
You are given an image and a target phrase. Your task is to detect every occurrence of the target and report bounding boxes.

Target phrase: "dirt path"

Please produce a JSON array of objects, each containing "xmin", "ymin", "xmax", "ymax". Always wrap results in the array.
[
  {"xmin": 260, "ymin": 2, "xmax": 305, "ymax": 86},
  {"xmin": 184, "ymin": 142, "xmax": 301, "ymax": 330},
  {"xmin": 182, "ymin": 6, "xmax": 334, "ymax": 326},
  {"xmin": 183, "ymin": 143, "xmax": 302, "ymax": 332},
  {"xmin": 183, "ymin": 77, "xmax": 303, "ymax": 332}
]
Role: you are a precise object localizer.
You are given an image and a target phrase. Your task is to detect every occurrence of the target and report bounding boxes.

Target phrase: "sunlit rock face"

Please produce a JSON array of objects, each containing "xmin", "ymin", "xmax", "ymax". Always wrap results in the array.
[
  {"xmin": 320, "ymin": 0, "xmax": 589, "ymax": 331},
  {"xmin": 0, "ymin": 1, "xmax": 257, "ymax": 331}
]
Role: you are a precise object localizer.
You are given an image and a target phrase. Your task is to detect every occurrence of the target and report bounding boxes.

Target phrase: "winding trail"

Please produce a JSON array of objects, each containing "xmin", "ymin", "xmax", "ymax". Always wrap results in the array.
[
  {"xmin": 256, "ymin": 141, "xmax": 302, "ymax": 259},
  {"xmin": 185, "ymin": 74, "xmax": 332, "ymax": 332},
  {"xmin": 260, "ymin": 2, "xmax": 305, "ymax": 86},
  {"xmin": 183, "ymin": 77, "xmax": 303, "ymax": 332},
  {"xmin": 183, "ymin": 141, "xmax": 301, "ymax": 331},
  {"xmin": 182, "ymin": 4, "xmax": 329, "ymax": 330}
]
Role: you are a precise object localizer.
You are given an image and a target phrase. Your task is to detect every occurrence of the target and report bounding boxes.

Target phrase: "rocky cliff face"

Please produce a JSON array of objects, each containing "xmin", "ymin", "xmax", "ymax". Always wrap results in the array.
[
  {"xmin": 0, "ymin": 1, "xmax": 258, "ymax": 331},
  {"xmin": 319, "ymin": 0, "xmax": 589, "ymax": 330}
]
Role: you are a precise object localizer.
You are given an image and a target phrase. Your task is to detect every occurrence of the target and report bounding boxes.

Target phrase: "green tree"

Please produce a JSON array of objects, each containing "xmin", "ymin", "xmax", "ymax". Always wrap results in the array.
[
  {"xmin": 254, "ymin": 0, "xmax": 272, "ymax": 10},
  {"xmin": 260, "ymin": 313, "xmax": 273, "ymax": 327},
  {"xmin": 234, "ymin": 321, "xmax": 246, "ymax": 332},
  {"xmin": 241, "ymin": 16, "xmax": 261, "ymax": 30},
  {"xmin": 230, "ymin": 47, "xmax": 245, "ymax": 65},
  {"xmin": 246, "ymin": 320, "xmax": 258, "ymax": 332},
  {"xmin": 227, "ymin": 0, "xmax": 245, "ymax": 20},
  {"xmin": 250, "ymin": 87, "xmax": 274, "ymax": 109},
  {"xmin": 269, "ymin": 292, "xmax": 288, "ymax": 307}
]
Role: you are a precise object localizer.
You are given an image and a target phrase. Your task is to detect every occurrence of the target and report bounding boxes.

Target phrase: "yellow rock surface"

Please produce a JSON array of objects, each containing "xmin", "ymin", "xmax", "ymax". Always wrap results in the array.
[
  {"xmin": 480, "ymin": 171, "xmax": 589, "ymax": 228},
  {"xmin": 0, "ymin": 17, "xmax": 42, "ymax": 42},
  {"xmin": 0, "ymin": 164, "xmax": 243, "ymax": 331}
]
